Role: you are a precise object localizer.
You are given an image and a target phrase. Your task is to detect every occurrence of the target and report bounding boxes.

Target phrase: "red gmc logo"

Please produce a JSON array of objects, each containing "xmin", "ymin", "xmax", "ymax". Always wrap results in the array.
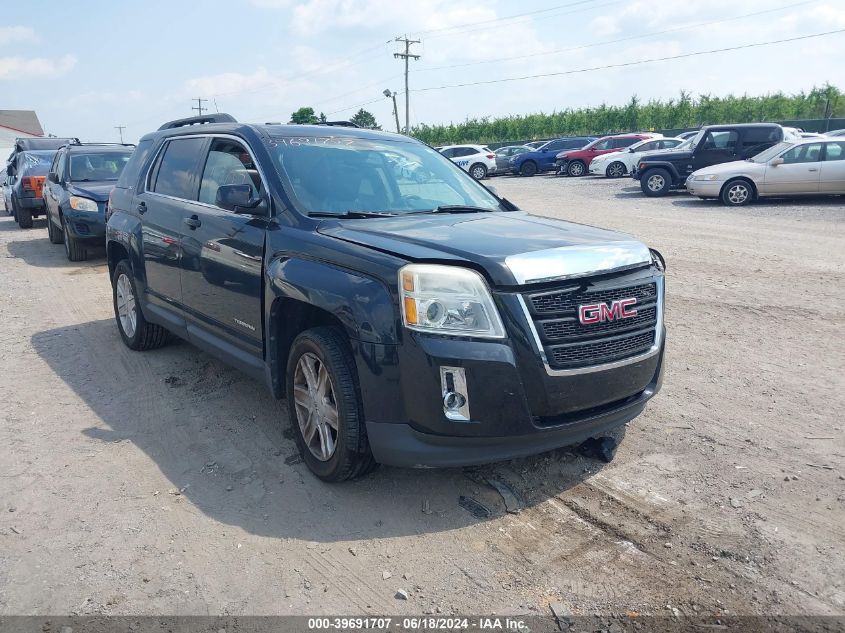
[{"xmin": 579, "ymin": 298, "xmax": 638, "ymax": 324}]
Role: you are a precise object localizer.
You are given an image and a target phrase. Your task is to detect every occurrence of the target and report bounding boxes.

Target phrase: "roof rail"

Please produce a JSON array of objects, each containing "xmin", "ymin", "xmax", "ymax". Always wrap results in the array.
[
  {"xmin": 67, "ymin": 141, "xmax": 136, "ymax": 148},
  {"xmin": 158, "ymin": 113, "xmax": 237, "ymax": 131},
  {"xmin": 314, "ymin": 120, "xmax": 361, "ymax": 128}
]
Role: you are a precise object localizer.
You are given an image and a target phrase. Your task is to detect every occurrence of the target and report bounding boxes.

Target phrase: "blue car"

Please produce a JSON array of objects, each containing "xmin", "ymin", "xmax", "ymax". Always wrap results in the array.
[
  {"xmin": 43, "ymin": 142, "xmax": 134, "ymax": 261},
  {"xmin": 509, "ymin": 136, "xmax": 596, "ymax": 176}
]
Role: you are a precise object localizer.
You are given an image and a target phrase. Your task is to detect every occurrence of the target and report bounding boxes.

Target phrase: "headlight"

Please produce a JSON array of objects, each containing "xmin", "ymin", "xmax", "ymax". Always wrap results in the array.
[
  {"xmin": 69, "ymin": 196, "xmax": 99, "ymax": 212},
  {"xmin": 399, "ymin": 264, "xmax": 505, "ymax": 339},
  {"xmin": 693, "ymin": 174, "xmax": 720, "ymax": 181}
]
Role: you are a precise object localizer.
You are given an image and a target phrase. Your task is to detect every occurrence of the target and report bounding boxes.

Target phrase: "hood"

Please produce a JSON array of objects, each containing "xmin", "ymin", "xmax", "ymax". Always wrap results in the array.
[
  {"xmin": 67, "ymin": 181, "xmax": 116, "ymax": 202},
  {"xmin": 639, "ymin": 149, "xmax": 692, "ymax": 163},
  {"xmin": 691, "ymin": 159, "xmax": 764, "ymax": 177},
  {"xmin": 318, "ymin": 212, "xmax": 651, "ymax": 287}
]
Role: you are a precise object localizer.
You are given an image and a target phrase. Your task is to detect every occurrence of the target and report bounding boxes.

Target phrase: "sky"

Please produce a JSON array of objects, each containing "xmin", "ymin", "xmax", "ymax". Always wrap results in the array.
[{"xmin": 1, "ymin": 0, "xmax": 844, "ymax": 143}]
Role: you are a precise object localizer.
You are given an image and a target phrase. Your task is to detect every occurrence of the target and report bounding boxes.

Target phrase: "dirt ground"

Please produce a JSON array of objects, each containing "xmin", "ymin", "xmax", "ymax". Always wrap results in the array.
[{"xmin": 0, "ymin": 176, "xmax": 843, "ymax": 619}]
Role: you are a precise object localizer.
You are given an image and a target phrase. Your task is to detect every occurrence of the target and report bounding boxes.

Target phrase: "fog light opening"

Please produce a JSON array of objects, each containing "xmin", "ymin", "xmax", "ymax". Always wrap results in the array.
[{"xmin": 440, "ymin": 366, "xmax": 470, "ymax": 422}]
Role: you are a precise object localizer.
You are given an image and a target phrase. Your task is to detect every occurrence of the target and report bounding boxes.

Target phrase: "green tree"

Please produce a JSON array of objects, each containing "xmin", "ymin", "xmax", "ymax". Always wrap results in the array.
[
  {"xmin": 290, "ymin": 107, "xmax": 319, "ymax": 124},
  {"xmin": 350, "ymin": 108, "xmax": 381, "ymax": 129}
]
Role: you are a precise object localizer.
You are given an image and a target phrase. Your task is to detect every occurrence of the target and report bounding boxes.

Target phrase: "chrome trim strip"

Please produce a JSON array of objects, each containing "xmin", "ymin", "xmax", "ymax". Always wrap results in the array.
[
  {"xmin": 505, "ymin": 241, "xmax": 652, "ymax": 285},
  {"xmin": 517, "ymin": 276, "xmax": 664, "ymax": 376}
]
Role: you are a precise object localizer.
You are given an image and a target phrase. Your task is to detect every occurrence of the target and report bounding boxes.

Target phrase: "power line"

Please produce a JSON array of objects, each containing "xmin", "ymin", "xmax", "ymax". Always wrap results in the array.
[
  {"xmin": 394, "ymin": 36, "xmax": 421, "ymax": 133},
  {"xmin": 192, "ymin": 98, "xmax": 207, "ymax": 116},
  {"xmin": 413, "ymin": 29, "xmax": 845, "ymax": 93},
  {"xmin": 414, "ymin": 0, "xmax": 818, "ymax": 73}
]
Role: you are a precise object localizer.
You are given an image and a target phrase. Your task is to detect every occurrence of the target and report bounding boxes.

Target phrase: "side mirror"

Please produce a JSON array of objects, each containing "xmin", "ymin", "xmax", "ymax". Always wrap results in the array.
[
  {"xmin": 770, "ymin": 157, "xmax": 784, "ymax": 167},
  {"xmin": 47, "ymin": 172, "xmax": 59, "ymax": 183},
  {"xmin": 215, "ymin": 184, "xmax": 265, "ymax": 214}
]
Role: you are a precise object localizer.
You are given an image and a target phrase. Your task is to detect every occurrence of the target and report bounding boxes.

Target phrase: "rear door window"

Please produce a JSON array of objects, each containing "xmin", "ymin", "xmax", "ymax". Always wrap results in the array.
[
  {"xmin": 151, "ymin": 137, "xmax": 206, "ymax": 200},
  {"xmin": 612, "ymin": 138, "xmax": 638, "ymax": 149},
  {"xmin": 823, "ymin": 142, "xmax": 845, "ymax": 161}
]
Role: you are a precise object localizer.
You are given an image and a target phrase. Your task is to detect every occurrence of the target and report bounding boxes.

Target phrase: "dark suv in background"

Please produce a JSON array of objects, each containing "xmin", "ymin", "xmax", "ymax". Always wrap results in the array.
[
  {"xmin": 106, "ymin": 113, "xmax": 665, "ymax": 482},
  {"xmin": 44, "ymin": 142, "xmax": 134, "ymax": 260},
  {"xmin": 634, "ymin": 123, "xmax": 790, "ymax": 196}
]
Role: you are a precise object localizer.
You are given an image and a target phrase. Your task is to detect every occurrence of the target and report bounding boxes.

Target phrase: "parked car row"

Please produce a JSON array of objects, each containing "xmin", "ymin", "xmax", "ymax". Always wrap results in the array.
[
  {"xmin": 3, "ymin": 138, "xmax": 134, "ymax": 260},
  {"xmin": 4, "ymin": 113, "xmax": 669, "ymax": 482}
]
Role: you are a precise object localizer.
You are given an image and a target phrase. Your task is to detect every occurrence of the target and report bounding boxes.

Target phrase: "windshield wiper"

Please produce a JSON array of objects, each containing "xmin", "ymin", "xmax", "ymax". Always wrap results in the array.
[
  {"xmin": 308, "ymin": 210, "xmax": 399, "ymax": 219},
  {"xmin": 420, "ymin": 205, "xmax": 498, "ymax": 215}
]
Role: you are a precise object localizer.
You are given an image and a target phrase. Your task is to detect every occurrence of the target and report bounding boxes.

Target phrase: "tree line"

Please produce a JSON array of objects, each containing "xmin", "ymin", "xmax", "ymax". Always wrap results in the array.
[{"xmin": 409, "ymin": 84, "xmax": 843, "ymax": 145}]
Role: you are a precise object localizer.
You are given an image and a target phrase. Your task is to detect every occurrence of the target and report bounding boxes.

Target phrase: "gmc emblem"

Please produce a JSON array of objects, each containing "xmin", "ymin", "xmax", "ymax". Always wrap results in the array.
[{"xmin": 579, "ymin": 298, "xmax": 638, "ymax": 324}]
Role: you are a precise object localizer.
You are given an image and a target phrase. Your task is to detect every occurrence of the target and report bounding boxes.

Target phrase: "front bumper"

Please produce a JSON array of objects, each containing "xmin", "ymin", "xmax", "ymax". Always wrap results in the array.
[
  {"xmin": 589, "ymin": 162, "xmax": 606, "ymax": 175},
  {"xmin": 64, "ymin": 210, "xmax": 107, "ymax": 241},
  {"xmin": 685, "ymin": 177, "xmax": 722, "ymax": 197},
  {"xmin": 354, "ymin": 269, "xmax": 666, "ymax": 468}
]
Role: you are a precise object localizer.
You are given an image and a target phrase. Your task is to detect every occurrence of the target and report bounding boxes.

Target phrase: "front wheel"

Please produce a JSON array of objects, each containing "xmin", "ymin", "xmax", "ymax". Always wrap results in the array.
[
  {"xmin": 286, "ymin": 327, "xmax": 377, "ymax": 482},
  {"xmin": 606, "ymin": 161, "xmax": 627, "ymax": 178},
  {"xmin": 112, "ymin": 260, "xmax": 170, "ymax": 351},
  {"xmin": 721, "ymin": 179, "xmax": 754, "ymax": 206},
  {"xmin": 567, "ymin": 161, "xmax": 586, "ymax": 177},
  {"xmin": 519, "ymin": 161, "xmax": 538, "ymax": 177},
  {"xmin": 641, "ymin": 169, "xmax": 672, "ymax": 197},
  {"xmin": 62, "ymin": 218, "xmax": 87, "ymax": 261},
  {"xmin": 469, "ymin": 163, "xmax": 487, "ymax": 180}
]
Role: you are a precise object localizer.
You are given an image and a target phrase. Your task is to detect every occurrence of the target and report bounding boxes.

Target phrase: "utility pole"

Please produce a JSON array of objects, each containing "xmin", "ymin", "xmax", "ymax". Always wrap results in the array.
[
  {"xmin": 394, "ymin": 36, "xmax": 420, "ymax": 134},
  {"xmin": 383, "ymin": 89, "xmax": 401, "ymax": 133},
  {"xmin": 192, "ymin": 98, "xmax": 207, "ymax": 116},
  {"xmin": 114, "ymin": 125, "xmax": 126, "ymax": 144}
]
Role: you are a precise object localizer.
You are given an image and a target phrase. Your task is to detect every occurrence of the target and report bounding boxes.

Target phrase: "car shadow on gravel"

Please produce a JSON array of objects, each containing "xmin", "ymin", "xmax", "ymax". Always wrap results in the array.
[
  {"xmin": 5, "ymin": 225, "xmax": 106, "ymax": 268},
  {"xmin": 31, "ymin": 319, "xmax": 619, "ymax": 541}
]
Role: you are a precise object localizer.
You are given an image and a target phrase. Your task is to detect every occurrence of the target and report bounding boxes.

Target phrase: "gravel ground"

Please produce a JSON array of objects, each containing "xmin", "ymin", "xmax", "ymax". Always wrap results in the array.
[{"xmin": 0, "ymin": 175, "xmax": 843, "ymax": 619}]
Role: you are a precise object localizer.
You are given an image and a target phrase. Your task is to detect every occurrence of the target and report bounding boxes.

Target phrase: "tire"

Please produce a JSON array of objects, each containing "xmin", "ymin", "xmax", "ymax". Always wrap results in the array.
[
  {"xmin": 286, "ymin": 327, "xmax": 377, "ymax": 482},
  {"xmin": 606, "ymin": 161, "xmax": 627, "ymax": 178},
  {"xmin": 62, "ymin": 217, "xmax": 87, "ymax": 261},
  {"xmin": 567, "ymin": 160, "xmax": 586, "ymax": 177},
  {"xmin": 17, "ymin": 204, "xmax": 33, "ymax": 228},
  {"xmin": 519, "ymin": 161, "xmax": 538, "ymax": 177},
  {"xmin": 469, "ymin": 163, "xmax": 487, "ymax": 180},
  {"xmin": 47, "ymin": 210, "xmax": 63, "ymax": 244},
  {"xmin": 641, "ymin": 168, "xmax": 672, "ymax": 197},
  {"xmin": 112, "ymin": 259, "xmax": 170, "ymax": 351},
  {"xmin": 10, "ymin": 196, "xmax": 18, "ymax": 221},
  {"xmin": 720, "ymin": 179, "xmax": 755, "ymax": 207}
]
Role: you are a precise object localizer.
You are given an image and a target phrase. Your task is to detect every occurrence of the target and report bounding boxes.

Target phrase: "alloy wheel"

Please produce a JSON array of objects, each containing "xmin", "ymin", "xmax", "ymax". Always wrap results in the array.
[
  {"xmin": 115, "ymin": 273, "xmax": 137, "ymax": 338},
  {"xmin": 727, "ymin": 183, "xmax": 750, "ymax": 205},
  {"xmin": 569, "ymin": 162, "xmax": 584, "ymax": 176},
  {"xmin": 608, "ymin": 162, "xmax": 625, "ymax": 177},
  {"xmin": 470, "ymin": 166, "xmax": 486, "ymax": 180},
  {"xmin": 293, "ymin": 352, "xmax": 339, "ymax": 461},
  {"xmin": 647, "ymin": 174, "xmax": 665, "ymax": 192}
]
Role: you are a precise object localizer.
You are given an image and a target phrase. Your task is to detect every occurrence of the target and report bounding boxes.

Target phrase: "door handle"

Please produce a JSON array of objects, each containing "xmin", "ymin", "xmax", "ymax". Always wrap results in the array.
[
  {"xmin": 184, "ymin": 215, "xmax": 201, "ymax": 229},
  {"xmin": 808, "ymin": 168, "xmax": 818, "ymax": 172},
  {"xmin": 137, "ymin": 201, "xmax": 147, "ymax": 214}
]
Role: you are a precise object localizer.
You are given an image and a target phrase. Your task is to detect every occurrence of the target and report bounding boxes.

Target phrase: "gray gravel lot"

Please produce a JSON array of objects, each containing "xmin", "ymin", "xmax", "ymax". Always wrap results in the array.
[{"xmin": 0, "ymin": 174, "xmax": 843, "ymax": 617}]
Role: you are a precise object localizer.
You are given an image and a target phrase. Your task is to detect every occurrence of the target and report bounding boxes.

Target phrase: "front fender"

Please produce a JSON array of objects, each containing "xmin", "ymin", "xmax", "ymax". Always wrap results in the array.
[
  {"xmin": 639, "ymin": 161, "xmax": 681, "ymax": 180},
  {"xmin": 106, "ymin": 211, "xmax": 145, "ymax": 282},
  {"xmin": 265, "ymin": 256, "xmax": 398, "ymax": 345}
]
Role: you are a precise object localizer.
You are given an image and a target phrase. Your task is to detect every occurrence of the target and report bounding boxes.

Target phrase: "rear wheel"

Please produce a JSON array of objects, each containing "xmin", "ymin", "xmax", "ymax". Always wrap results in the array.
[
  {"xmin": 641, "ymin": 168, "xmax": 672, "ymax": 197},
  {"xmin": 469, "ymin": 163, "xmax": 487, "ymax": 180},
  {"xmin": 112, "ymin": 259, "xmax": 170, "ymax": 351},
  {"xmin": 519, "ymin": 161, "xmax": 538, "ymax": 177},
  {"xmin": 567, "ymin": 160, "xmax": 586, "ymax": 177},
  {"xmin": 17, "ymin": 205, "xmax": 33, "ymax": 228},
  {"xmin": 721, "ymin": 179, "xmax": 754, "ymax": 207},
  {"xmin": 62, "ymin": 217, "xmax": 87, "ymax": 261},
  {"xmin": 286, "ymin": 327, "xmax": 377, "ymax": 482},
  {"xmin": 606, "ymin": 161, "xmax": 626, "ymax": 178}
]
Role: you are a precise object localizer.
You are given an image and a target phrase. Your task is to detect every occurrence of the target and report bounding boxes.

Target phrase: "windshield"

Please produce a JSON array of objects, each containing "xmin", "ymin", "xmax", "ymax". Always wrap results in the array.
[
  {"xmin": 749, "ymin": 141, "xmax": 793, "ymax": 163},
  {"xmin": 264, "ymin": 136, "xmax": 504, "ymax": 216},
  {"xmin": 69, "ymin": 152, "xmax": 132, "ymax": 181}
]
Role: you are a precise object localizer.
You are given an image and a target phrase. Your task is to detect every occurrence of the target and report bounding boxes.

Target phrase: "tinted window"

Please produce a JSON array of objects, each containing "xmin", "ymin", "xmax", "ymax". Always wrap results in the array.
[
  {"xmin": 780, "ymin": 143, "xmax": 823, "ymax": 164},
  {"xmin": 564, "ymin": 139, "xmax": 586, "ymax": 149},
  {"xmin": 542, "ymin": 140, "xmax": 565, "ymax": 152},
  {"xmin": 823, "ymin": 142, "xmax": 845, "ymax": 161},
  {"xmin": 612, "ymin": 137, "xmax": 638, "ymax": 149},
  {"xmin": 455, "ymin": 147, "xmax": 476, "ymax": 157},
  {"xmin": 638, "ymin": 141, "xmax": 660, "ymax": 152},
  {"xmin": 700, "ymin": 131, "xmax": 738, "ymax": 151},
  {"xmin": 152, "ymin": 138, "xmax": 205, "ymax": 200},
  {"xmin": 661, "ymin": 139, "xmax": 682, "ymax": 149},
  {"xmin": 69, "ymin": 152, "xmax": 131, "ymax": 181},
  {"xmin": 440, "ymin": 148, "xmax": 455, "ymax": 158},
  {"xmin": 199, "ymin": 138, "xmax": 264, "ymax": 206},
  {"xmin": 116, "ymin": 139, "xmax": 151, "ymax": 190},
  {"xmin": 743, "ymin": 127, "xmax": 780, "ymax": 144}
]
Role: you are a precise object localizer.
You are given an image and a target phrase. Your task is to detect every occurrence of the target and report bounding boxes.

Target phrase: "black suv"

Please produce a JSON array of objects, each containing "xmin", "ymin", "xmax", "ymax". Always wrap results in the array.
[
  {"xmin": 43, "ymin": 142, "xmax": 134, "ymax": 261},
  {"xmin": 106, "ymin": 114, "xmax": 666, "ymax": 481},
  {"xmin": 634, "ymin": 123, "xmax": 788, "ymax": 196}
]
